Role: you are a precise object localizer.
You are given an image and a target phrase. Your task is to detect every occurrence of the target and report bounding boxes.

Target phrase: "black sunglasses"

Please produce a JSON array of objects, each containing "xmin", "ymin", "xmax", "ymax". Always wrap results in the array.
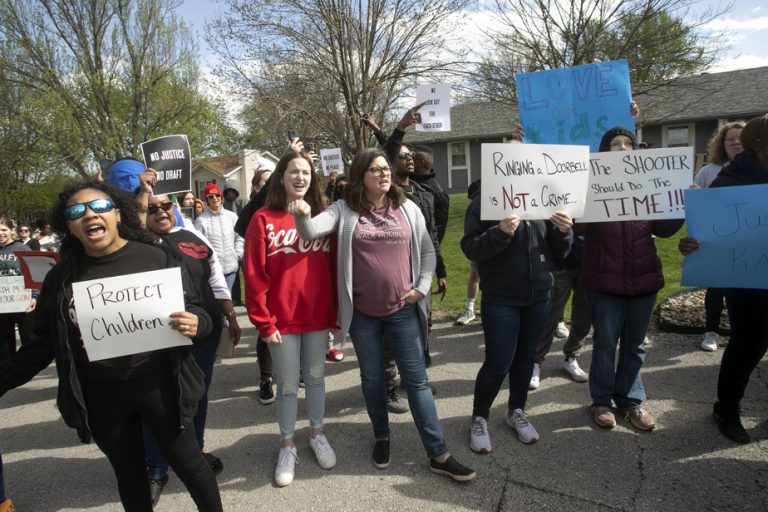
[
  {"xmin": 207, "ymin": 193, "xmax": 222, "ymax": 200},
  {"xmin": 398, "ymin": 151, "xmax": 416, "ymax": 160},
  {"xmin": 63, "ymin": 198, "xmax": 116, "ymax": 221},
  {"xmin": 148, "ymin": 202, "xmax": 174, "ymax": 215}
]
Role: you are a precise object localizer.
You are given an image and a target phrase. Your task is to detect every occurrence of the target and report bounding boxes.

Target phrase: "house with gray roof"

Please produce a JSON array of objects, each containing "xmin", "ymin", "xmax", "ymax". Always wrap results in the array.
[{"xmin": 406, "ymin": 66, "xmax": 768, "ymax": 193}]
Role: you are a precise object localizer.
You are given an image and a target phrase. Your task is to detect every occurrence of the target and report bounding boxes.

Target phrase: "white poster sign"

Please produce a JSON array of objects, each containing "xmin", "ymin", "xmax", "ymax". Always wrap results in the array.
[
  {"xmin": 320, "ymin": 148, "xmax": 343, "ymax": 177},
  {"xmin": 0, "ymin": 276, "xmax": 33, "ymax": 314},
  {"xmin": 480, "ymin": 143, "xmax": 590, "ymax": 221},
  {"xmin": 580, "ymin": 146, "xmax": 694, "ymax": 222},
  {"xmin": 72, "ymin": 268, "xmax": 192, "ymax": 361},
  {"xmin": 415, "ymin": 83, "xmax": 451, "ymax": 132}
]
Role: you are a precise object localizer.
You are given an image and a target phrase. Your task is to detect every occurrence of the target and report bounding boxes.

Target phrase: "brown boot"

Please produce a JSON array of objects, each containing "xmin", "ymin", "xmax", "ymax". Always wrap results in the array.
[
  {"xmin": 591, "ymin": 405, "xmax": 616, "ymax": 429},
  {"xmin": 0, "ymin": 499, "xmax": 16, "ymax": 512},
  {"xmin": 625, "ymin": 408, "xmax": 656, "ymax": 431}
]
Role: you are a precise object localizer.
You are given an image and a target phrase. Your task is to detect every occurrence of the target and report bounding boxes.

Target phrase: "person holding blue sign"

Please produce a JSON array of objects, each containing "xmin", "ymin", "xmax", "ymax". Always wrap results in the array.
[
  {"xmin": 679, "ymin": 114, "xmax": 768, "ymax": 444},
  {"xmin": 578, "ymin": 127, "xmax": 684, "ymax": 432}
]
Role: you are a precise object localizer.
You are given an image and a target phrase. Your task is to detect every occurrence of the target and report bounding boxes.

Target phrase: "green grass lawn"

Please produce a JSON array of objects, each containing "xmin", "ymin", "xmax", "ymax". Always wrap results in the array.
[{"xmin": 433, "ymin": 193, "xmax": 691, "ymax": 320}]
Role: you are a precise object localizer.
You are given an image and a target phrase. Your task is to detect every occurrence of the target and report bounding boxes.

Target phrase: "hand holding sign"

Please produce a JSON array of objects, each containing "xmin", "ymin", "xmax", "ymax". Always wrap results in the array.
[
  {"xmin": 499, "ymin": 215, "xmax": 521, "ymax": 237},
  {"xmin": 169, "ymin": 311, "xmax": 199, "ymax": 338}
]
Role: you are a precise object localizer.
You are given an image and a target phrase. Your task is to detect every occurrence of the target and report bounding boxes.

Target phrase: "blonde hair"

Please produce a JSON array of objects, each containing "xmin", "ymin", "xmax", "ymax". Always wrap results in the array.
[{"xmin": 706, "ymin": 121, "xmax": 746, "ymax": 165}]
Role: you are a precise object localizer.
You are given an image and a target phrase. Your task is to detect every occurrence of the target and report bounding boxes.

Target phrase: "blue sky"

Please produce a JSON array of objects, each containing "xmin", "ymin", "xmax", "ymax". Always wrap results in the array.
[{"xmin": 179, "ymin": 0, "xmax": 768, "ymax": 73}]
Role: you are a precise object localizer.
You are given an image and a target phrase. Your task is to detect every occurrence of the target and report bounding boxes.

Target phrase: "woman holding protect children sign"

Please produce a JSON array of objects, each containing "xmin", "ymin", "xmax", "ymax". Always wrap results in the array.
[
  {"xmin": 579, "ymin": 127, "xmax": 684, "ymax": 432},
  {"xmin": 0, "ymin": 181, "xmax": 222, "ymax": 511}
]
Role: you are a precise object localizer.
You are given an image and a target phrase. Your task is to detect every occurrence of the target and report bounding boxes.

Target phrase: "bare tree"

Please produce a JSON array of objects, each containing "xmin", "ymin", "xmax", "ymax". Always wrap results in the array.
[
  {"xmin": 0, "ymin": 0, "xmax": 235, "ymax": 178},
  {"xmin": 208, "ymin": 0, "xmax": 471, "ymax": 154},
  {"xmin": 470, "ymin": 0, "xmax": 730, "ymax": 103}
]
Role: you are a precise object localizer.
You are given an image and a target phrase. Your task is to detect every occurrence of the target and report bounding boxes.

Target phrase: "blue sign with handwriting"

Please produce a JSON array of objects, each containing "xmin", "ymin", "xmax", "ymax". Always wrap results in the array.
[
  {"xmin": 681, "ymin": 184, "xmax": 768, "ymax": 289},
  {"xmin": 516, "ymin": 60, "xmax": 635, "ymax": 152}
]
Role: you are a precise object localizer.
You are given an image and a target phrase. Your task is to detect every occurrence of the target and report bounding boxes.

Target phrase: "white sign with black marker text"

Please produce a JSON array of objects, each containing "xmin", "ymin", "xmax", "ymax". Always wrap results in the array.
[
  {"xmin": 480, "ymin": 143, "xmax": 590, "ymax": 221},
  {"xmin": 415, "ymin": 83, "xmax": 451, "ymax": 132},
  {"xmin": 320, "ymin": 148, "xmax": 343, "ymax": 177},
  {"xmin": 72, "ymin": 268, "xmax": 192, "ymax": 361},
  {"xmin": 579, "ymin": 146, "xmax": 693, "ymax": 222}
]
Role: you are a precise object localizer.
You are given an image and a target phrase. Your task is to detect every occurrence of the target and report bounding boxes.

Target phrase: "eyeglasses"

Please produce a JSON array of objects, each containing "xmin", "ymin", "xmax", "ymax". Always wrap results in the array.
[
  {"xmin": 206, "ymin": 193, "xmax": 222, "ymax": 200},
  {"xmin": 63, "ymin": 198, "xmax": 116, "ymax": 221},
  {"xmin": 147, "ymin": 202, "xmax": 174, "ymax": 215},
  {"xmin": 398, "ymin": 151, "xmax": 416, "ymax": 160},
  {"xmin": 367, "ymin": 166, "xmax": 391, "ymax": 177},
  {"xmin": 19, "ymin": 228, "xmax": 29, "ymax": 233}
]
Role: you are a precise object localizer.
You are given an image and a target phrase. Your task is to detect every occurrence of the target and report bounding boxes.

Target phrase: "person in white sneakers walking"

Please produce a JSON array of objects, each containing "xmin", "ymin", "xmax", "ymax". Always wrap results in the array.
[
  {"xmin": 244, "ymin": 149, "xmax": 338, "ymax": 486},
  {"xmin": 461, "ymin": 180, "xmax": 573, "ymax": 451},
  {"xmin": 529, "ymin": 235, "xmax": 590, "ymax": 390}
]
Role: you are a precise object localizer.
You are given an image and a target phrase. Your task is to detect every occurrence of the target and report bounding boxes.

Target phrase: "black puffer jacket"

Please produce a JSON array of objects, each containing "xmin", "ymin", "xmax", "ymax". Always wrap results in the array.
[{"xmin": 0, "ymin": 241, "xmax": 212, "ymax": 443}]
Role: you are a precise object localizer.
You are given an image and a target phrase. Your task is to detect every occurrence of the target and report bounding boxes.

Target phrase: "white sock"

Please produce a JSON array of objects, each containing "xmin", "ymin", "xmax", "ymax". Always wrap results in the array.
[{"xmin": 467, "ymin": 298, "xmax": 476, "ymax": 311}]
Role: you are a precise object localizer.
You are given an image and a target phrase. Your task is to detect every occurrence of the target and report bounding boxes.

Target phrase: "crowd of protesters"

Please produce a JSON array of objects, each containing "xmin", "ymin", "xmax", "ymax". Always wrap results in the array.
[{"xmin": 0, "ymin": 104, "xmax": 766, "ymax": 512}]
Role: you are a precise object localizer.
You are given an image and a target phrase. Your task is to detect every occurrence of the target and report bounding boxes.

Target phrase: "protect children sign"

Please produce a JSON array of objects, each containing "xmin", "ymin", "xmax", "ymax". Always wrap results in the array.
[
  {"xmin": 140, "ymin": 134, "xmax": 192, "ymax": 196},
  {"xmin": 72, "ymin": 268, "xmax": 192, "ymax": 361}
]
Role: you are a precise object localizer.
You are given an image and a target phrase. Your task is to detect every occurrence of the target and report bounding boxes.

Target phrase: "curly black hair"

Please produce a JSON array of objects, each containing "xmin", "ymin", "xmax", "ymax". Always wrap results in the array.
[{"xmin": 51, "ymin": 181, "xmax": 158, "ymax": 256}]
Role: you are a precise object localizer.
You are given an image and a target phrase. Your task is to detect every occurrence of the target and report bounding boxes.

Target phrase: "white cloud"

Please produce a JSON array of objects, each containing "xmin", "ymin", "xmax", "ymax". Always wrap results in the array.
[
  {"xmin": 702, "ymin": 16, "xmax": 768, "ymax": 32},
  {"xmin": 708, "ymin": 53, "xmax": 768, "ymax": 72},
  {"xmin": 753, "ymin": 6, "xmax": 762, "ymax": 13}
]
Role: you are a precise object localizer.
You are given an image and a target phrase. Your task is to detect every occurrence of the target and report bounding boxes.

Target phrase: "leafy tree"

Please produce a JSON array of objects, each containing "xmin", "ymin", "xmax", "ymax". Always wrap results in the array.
[
  {"xmin": 208, "ymin": 0, "xmax": 471, "ymax": 154},
  {"xmin": 0, "ymin": 0, "xmax": 239, "ymax": 180},
  {"xmin": 470, "ymin": 0, "xmax": 729, "ymax": 103}
]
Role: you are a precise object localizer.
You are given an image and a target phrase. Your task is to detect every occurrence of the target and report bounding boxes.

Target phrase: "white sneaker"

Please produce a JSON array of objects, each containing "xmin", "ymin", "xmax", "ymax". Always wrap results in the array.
[
  {"xmin": 561, "ymin": 358, "xmax": 588, "ymax": 382},
  {"xmin": 528, "ymin": 363, "xmax": 541, "ymax": 390},
  {"xmin": 275, "ymin": 446, "xmax": 299, "ymax": 487},
  {"xmin": 469, "ymin": 416, "xmax": 492, "ymax": 453},
  {"xmin": 555, "ymin": 321, "xmax": 570, "ymax": 339},
  {"xmin": 506, "ymin": 409, "xmax": 539, "ymax": 444},
  {"xmin": 456, "ymin": 308, "xmax": 476, "ymax": 325},
  {"xmin": 309, "ymin": 434, "xmax": 337, "ymax": 469},
  {"xmin": 701, "ymin": 331, "xmax": 719, "ymax": 352}
]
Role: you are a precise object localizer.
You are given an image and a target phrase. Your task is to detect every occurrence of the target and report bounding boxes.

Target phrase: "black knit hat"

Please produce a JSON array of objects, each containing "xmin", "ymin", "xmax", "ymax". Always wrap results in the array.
[{"xmin": 599, "ymin": 126, "xmax": 637, "ymax": 152}]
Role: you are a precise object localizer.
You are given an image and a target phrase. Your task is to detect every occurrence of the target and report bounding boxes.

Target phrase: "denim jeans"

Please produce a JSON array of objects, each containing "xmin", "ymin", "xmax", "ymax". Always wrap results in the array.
[
  {"xmin": 587, "ymin": 290, "xmax": 655, "ymax": 410},
  {"xmin": 473, "ymin": 300, "xmax": 550, "ymax": 419},
  {"xmin": 224, "ymin": 272, "xmax": 237, "ymax": 294},
  {"xmin": 349, "ymin": 303, "xmax": 448, "ymax": 459},
  {"xmin": 145, "ymin": 329, "xmax": 220, "ymax": 480},
  {"xmin": 269, "ymin": 329, "xmax": 328, "ymax": 439}
]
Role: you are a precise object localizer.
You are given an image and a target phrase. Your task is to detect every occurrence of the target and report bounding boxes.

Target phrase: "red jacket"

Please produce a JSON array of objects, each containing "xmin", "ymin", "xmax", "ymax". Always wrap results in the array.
[
  {"xmin": 576, "ymin": 219, "xmax": 683, "ymax": 296},
  {"xmin": 244, "ymin": 208, "xmax": 337, "ymax": 338}
]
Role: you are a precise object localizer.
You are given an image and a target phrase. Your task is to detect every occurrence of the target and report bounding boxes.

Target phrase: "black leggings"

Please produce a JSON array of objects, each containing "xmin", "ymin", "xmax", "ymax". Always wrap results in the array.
[
  {"xmin": 83, "ymin": 367, "xmax": 222, "ymax": 512},
  {"xmin": 717, "ymin": 290, "xmax": 768, "ymax": 414},
  {"xmin": 704, "ymin": 287, "xmax": 726, "ymax": 333},
  {"xmin": 257, "ymin": 337, "xmax": 273, "ymax": 381},
  {"xmin": 0, "ymin": 312, "xmax": 34, "ymax": 363}
]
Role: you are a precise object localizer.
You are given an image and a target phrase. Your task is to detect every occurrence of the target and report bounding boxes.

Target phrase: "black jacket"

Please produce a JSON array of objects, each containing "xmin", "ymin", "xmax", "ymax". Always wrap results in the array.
[
  {"xmin": 0, "ymin": 241, "xmax": 212, "ymax": 443},
  {"xmin": 461, "ymin": 193, "xmax": 572, "ymax": 306},
  {"xmin": 400, "ymin": 181, "xmax": 446, "ymax": 279},
  {"xmin": 412, "ymin": 170, "xmax": 450, "ymax": 243}
]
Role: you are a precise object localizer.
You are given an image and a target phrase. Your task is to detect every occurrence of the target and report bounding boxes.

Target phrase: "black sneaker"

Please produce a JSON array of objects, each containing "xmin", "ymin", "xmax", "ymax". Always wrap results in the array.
[
  {"xmin": 372, "ymin": 439, "xmax": 390, "ymax": 469},
  {"xmin": 713, "ymin": 405, "xmax": 750, "ymax": 444},
  {"xmin": 149, "ymin": 474, "xmax": 169, "ymax": 507},
  {"xmin": 203, "ymin": 452, "xmax": 224, "ymax": 475},
  {"xmin": 386, "ymin": 390, "xmax": 409, "ymax": 414},
  {"xmin": 259, "ymin": 380, "xmax": 275, "ymax": 405},
  {"xmin": 429, "ymin": 455, "xmax": 477, "ymax": 482}
]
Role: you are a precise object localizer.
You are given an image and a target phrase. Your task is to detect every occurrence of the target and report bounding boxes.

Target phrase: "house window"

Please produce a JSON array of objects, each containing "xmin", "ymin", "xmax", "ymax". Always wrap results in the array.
[
  {"xmin": 448, "ymin": 141, "xmax": 470, "ymax": 189},
  {"xmin": 664, "ymin": 124, "xmax": 694, "ymax": 148}
]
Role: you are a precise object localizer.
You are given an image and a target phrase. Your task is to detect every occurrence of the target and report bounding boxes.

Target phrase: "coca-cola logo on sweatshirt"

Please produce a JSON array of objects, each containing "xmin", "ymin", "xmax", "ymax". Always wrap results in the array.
[{"xmin": 265, "ymin": 224, "xmax": 331, "ymax": 256}]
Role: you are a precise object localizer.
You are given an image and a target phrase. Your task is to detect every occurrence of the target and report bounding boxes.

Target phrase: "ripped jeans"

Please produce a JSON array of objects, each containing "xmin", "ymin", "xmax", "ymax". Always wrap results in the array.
[{"xmin": 268, "ymin": 329, "xmax": 329, "ymax": 439}]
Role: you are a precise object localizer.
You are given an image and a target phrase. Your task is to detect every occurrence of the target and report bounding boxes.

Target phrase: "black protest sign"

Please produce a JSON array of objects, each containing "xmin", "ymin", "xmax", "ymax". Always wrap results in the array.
[{"xmin": 140, "ymin": 135, "xmax": 192, "ymax": 196}]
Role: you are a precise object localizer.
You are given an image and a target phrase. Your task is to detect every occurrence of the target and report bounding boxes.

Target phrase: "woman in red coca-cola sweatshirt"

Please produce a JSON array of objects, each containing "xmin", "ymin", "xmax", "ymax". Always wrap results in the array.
[{"xmin": 244, "ymin": 149, "xmax": 338, "ymax": 487}]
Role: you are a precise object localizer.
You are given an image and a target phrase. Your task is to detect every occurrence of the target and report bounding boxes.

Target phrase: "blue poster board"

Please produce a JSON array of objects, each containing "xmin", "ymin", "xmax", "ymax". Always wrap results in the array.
[
  {"xmin": 515, "ymin": 60, "xmax": 635, "ymax": 152},
  {"xmin": 681, "ymin": 184, "xmax": 768, "ymax": 289}
]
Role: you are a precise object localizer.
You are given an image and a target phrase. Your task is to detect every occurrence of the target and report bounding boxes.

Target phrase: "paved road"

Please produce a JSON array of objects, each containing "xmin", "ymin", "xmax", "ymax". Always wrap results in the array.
[{"xmin": 2, "ymin": 310, "xmax": 767, "ymax": 511}]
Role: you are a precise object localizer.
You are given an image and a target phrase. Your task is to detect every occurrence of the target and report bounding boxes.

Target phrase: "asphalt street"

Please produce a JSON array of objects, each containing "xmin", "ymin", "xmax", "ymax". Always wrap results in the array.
[{"xmin": 2, "ymin": 309, "xmax": 767, "ymax": 511}]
